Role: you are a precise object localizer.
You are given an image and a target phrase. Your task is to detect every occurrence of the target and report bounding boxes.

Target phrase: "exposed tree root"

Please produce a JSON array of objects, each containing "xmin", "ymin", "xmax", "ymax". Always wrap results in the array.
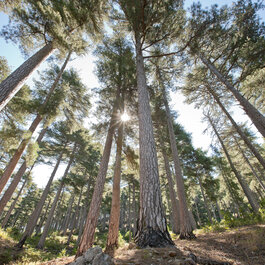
[
  {"xmin": 179, "ymin": 231, "xmax": 196, "ymax": 240},
  {"xmin": 135, "ymin": 226, "xmax": 175, "ymax": 248}
]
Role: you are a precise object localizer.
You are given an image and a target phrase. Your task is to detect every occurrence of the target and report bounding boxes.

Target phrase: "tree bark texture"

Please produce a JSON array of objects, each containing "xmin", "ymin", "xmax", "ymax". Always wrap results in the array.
[
  {"xmin": 207, "ymin": 85, "xmax": 265, "ymax": 169},
  {"xmin": 63, "ymin": 193, "xmax": 75, "ymax": 236},
  {"xmin": 0, "ymin": 127, "xmax": 48, "ymax": 215},
  {"xmin": 161, "ymin": 86, "xmax": 195, "ymax": 239},
  {"xmin": 36, "ymin": 143, "xmax": 76, "ymax": 249},
  {"xmin": 105, "ymin": 123, "xmax": 123, "ymax": 254},
  {"xmin": 209, "ymin": 117, "xmax": 260, "ymax": 213},
  {"xmin": 199, "ymin": 54, "xmax": 265, "ymax": 138},
  {"xmin": 134, "ymin": 35, "xmax": 174, "ymax": 248},
  {"xmin": 76, "ymin": 104, "xmax": 118, "ymax": 257},
  {"xmin": 16, "ymin": 149, "xmax": 64, "ymax": 248},
  {"xmin": 0, "ymin": 43, "xmax": 54, "ymax": 112}
]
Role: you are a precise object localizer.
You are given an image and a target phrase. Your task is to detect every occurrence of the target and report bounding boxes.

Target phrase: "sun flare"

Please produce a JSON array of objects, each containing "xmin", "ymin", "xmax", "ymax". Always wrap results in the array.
[{"xmin": 121, "ymin": 112, "xmax": 130, "ymax": 122}]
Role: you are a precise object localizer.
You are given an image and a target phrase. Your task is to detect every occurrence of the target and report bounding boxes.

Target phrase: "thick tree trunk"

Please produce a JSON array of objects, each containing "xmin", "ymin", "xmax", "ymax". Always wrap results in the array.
[
  {"xmin": 16, "ymin": 149, "xmax": 64, "ymax": 248},
  {"xmin": 2, "ymin": 178, "xmax": 27, "ymax": 228},
  {"xmin": 0, "ymin": 127, "xmax": 48, "ymax": 214},
  {"xmin": 0, "ymin": 52, "xmax": 71, "ymax": 194},
  {"xmin": 159, "ymin": 138, "xmax": 180, "ymax": 234},
  {"xmin": 209, "ymin": 117, "xmax": 260, "ymax": 212},
  {"xmin": 198, "ymin": 176, "xmax": 212, "ymax": 224},
  {"xmin": 199, "ymin": 54, "xmax": 265, "ymax": 137},
  {"xmin": 133, "ymin": 34, "xmax": 173, "ymax": 248},
  {"xmin": 76, "ymin": 102, "xmax": 118, "ymax": 257},
  {"xmin": 161, "ymin": 85, "xmax": 195, "ymax": 239},
  {"xmin": 35, "ymin": 143, "xmax": 76, "ymax": 249},
  {"xmin": 207, "ymin": 85, "xmax": 265, "ymax": 169},
  {"xmin": 188, "ymin": 211, "xmax": 197, "ymax": 230},
  {"xmin": 105, "ymin": 123, "xmax": 123, "ymax": 254},
  {"xmin": 0, "ymin": 43, "xmax": 54, "ymax": 111}
]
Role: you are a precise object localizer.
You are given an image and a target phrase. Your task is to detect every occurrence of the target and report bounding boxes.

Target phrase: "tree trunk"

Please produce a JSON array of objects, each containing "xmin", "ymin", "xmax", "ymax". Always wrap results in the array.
[
  {"xmin": 67, "ymin": 188, "xmax": 83, "ymax": 245},
  {"xmin": 63, "ymin": 193, "xmax": 75, "ymax": 236},
  {"xmin": 16, "ymin": 148, "xmax": 64, "ymax": 248},
  {"xmin": 207, "ymin": 85, "xmax": 265, "ymax": 169},
  {"xmin": 0, "ymin": 114, "xmax": 42, "ymax": 193},
  {"xmin": 216, "ymin": 201, "xmax": 223, "ymax": 220},
  {"xmin": 36, "ymin": 143, "xmax": 76, "ymax": 249},
  {"xmin": 188, "ymin": 210, "xmax": 197, "ymax": 230},
  {"xmin": 199, "ymin": 54, "xmax": 265, "ymax": 137},
  {"xmin": 0, "ymin": 43, "xmax": 54, "ymax": 111},
  {"xmin": 128, "ymin": 184, "xmax": 132, "ymax": 242},
  {"xmin": 159, "ymin": 137, "xmax": 180, "ymax": 234},
  {"xmin": 132, "ymin": 181, "xmax": 137, "ymax": 236},
  {"xmin": 2, "ymin": 178, "xmax": 27, "ymax": 228},
  {"xmin": 76, "ymin": 102, "xmax": 118, "ymax": 257},
  {"xmin": 105, "ymin": 123, "xmax": 123, "ymax": 254},
  {"xmin": 77, "ymin": 181, "xmax": 91, "ymax": 245},
  {"xmin": 198, "ymin": 175, "xmax": 212, "ymax": 224},
  {"xmin": 209, "ymin": 117, "xmax": 260, "ymax": 213},
  {"xmin": 161, "ymin": 84, "xmax": 195, "ymax": 239},
  {"xmin": 233, "ymin": 136, "xmax": 265, "ymax": 192},
  {"xmin": 133, "ymin": 34, "xmax": 173, "ymax": 248},
  {"xmin": 35, "ymin": 198, "xmax": 51, "ymax": 235},
  {"xmin": 0, "ymin": 51, "xmax": 71, "ymax": 194},
  {"xmin": 194, "ymin": 200, "xmax": 202, "ymax": 227},
  {"xmin": 0, "ymin": 127, "xmax": 48, "ymax": 214}
]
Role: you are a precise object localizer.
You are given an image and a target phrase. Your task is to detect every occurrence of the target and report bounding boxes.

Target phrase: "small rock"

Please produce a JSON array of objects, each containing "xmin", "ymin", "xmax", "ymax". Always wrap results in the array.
[
  {"xmin": 188, "ymin": 252, "xmax": 197, "ymax": 263},
  {"xmin": 169, "ymin": 251, "xmax": 177, "ymax": 257},
  {"xmin": 84, "ymin": 246, "xmax": 102, "ymax": 262},
  {"xmin": 92, "ymin": 252, "xmax": 114, "ymax": 265},
  {"xmin": 70, "ymin": 256, "xmax": 85, "ymax": 265}
]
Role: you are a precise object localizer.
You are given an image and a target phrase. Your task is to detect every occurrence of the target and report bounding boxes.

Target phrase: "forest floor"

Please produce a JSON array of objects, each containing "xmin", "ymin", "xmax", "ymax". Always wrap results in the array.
[{"xmin": 1, "ymin": 224, "xmax": 264, "ymax": 264}]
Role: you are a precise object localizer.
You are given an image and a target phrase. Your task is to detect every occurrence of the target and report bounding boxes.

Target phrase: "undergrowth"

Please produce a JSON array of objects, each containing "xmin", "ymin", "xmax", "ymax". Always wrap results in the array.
[{"xmin": 201, "ymin": 208, "xmax": 265, "ymax": 233}]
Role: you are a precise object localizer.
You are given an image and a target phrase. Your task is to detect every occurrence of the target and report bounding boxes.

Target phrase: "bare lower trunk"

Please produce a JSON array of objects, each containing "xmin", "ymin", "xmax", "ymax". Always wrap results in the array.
[
  {"xmin": 67, "ymin": 188, "xmax": 83, "ymax": 245},
  {"xmin": 194, "ymin": 201, "xmax": 202, "ymax": 226},
  {"xmin": 36, "ymin": 143, "xmax": 76, "ymax": 249},
  {"xmin": 35, "ymin": 198, "xmax": 51, "ymax": 235},
  {"xmin": 207, "ymin": 85, "xmax": 265, "ymax": 169},
  {"xmin": 132, "ymin": 182, "xmax": 137, "ymax": 236},
  {"xmin": 16, "ymin": 149, "xmax": 64, "ymax": 248},
  {"xmin": 199, "ymin": 54, "xmax": 265, "ymax": 137},
  {"xmin": 2, "ymin": 178, "xmax": 27, "ymax": 228},
  {"xmin": 63, "ymin": 193, "xmax": 75, "ymax": 236},
  {"xmin": 0, "ymin": 43, "xmax": 54, "ymax": 111},
  {"xmin": 198, "ymin": 176, "xmax": 212, "ymax": 224},
  {"xmin": 0, "ymin": 127, "xmax": 48, "ymax": 214},
  {"xmin": 159, "ymin": 137, "xmax": 180, "ymax": 234},
  {"xmin": 161, "ymin": 85, "xmax": 195, "ymax": 239},
  {"xmin": 128, "ymin": 184, "xmax": 132, "ymax": 242},
  {"xmin": 216, "ymin": 201, "xmax": 223, "ymax": 220},
  {"xmin": 105, "ymin": 123, "xmax": 123, "ymax": 254},
  {"xmin": 134, "ymin": 34, "xmax": 173, "ymax": 248},
  {"xmin": 76, "ymin": 103, "xmax": 118, "ymax": 257},
  {"xmin": 188, "ymin": 211, "xmax": 197, "ymax": 230},
  {"xmin": 209, "ymin": 117, "xmax": 260, "ymax": 213}
]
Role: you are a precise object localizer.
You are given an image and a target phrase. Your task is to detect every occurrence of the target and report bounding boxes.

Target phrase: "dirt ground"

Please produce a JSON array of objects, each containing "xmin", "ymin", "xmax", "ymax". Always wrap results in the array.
[{"xmin": 3, "ymin": 224, "xmax": 265, "ymax": 265}]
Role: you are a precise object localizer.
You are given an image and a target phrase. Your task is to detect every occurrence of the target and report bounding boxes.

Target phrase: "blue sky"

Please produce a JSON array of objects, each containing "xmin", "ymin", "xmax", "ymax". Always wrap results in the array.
[{"xmin": 0, "ymin": 1, "xmax": 264, "ymax": 187}]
